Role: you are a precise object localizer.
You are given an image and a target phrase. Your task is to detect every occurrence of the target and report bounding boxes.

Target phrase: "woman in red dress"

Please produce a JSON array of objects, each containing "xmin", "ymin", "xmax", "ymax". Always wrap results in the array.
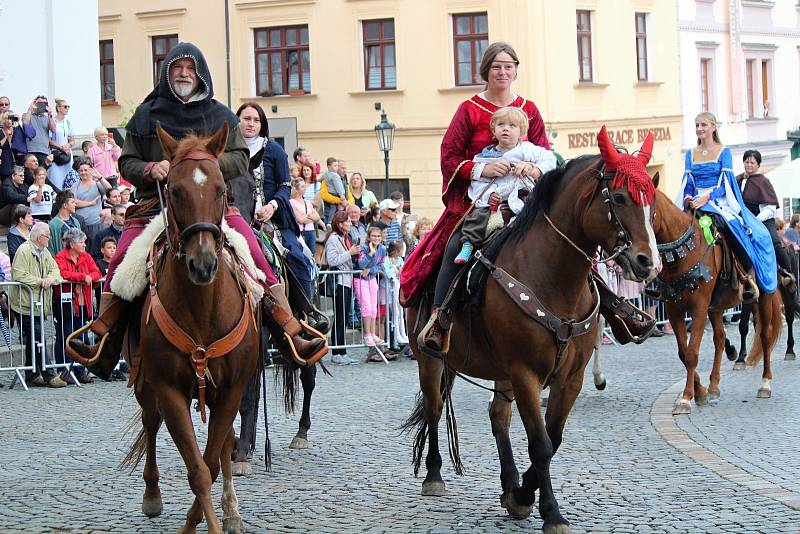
[{"xmin": 400, "ymin": 42, "xmax": 550, "ymax": 350}]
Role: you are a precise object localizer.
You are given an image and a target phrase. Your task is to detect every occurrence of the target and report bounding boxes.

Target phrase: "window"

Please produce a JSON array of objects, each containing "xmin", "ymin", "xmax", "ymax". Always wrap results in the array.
[
  {"xmin": 254, "ymin": 26, "xmax": 311, "ymax": 96},
  {"xmin": 635, "ymin": 13, "xmax": 648, "ymax": 81},
  {"xmin": 744, "ymin": 50, "xmax": 774, "ymax": 119},
  {"xmin": 152, "ymin": 34, "xmax": 178, "ymax": 85},
  {"xmin": 746, "ymin": 59, "xmax": 755, "ymax": 118},
  {"xmin": 99, "ymin": 40, "xmax": 115, "ymax": 103},
  {"xmin": 700, "ymin": 58, "xmax": 711, "ymax": 112},
  {"xmin": 363, "ymin": 19, "xmax": 396, "ymax": 90},
  {"xmin": 761, "ymin": 60, "xmax": 770, "ymax": 117},
  {"xmin": 576, "ymin": 10, "xmax": 593, "ymax": 82},
  {"xmin": 453, "ymin": 13, "xmax": 488, "ymax": 86},
  {"xmin": 366, "ymin": 178, "xmax": 410, "ymax": 210}
]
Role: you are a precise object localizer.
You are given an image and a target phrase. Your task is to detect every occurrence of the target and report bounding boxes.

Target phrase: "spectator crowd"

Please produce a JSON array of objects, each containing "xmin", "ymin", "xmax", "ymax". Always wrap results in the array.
[{"xmin": 0, "ymin": 93, "xmax": 432, "ymax": 388}]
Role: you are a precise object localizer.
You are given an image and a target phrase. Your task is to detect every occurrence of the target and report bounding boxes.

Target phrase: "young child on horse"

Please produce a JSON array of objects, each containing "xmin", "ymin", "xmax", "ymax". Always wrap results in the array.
[{"xmin": 454, "ymin": 106, "xmax": 556, "ymax": 264}]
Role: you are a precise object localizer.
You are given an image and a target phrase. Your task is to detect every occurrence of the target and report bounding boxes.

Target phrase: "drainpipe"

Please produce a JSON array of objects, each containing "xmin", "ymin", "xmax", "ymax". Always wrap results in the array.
[{"xmin": 224, "ymin": 0, "xmax": 232, "ymax": 107}]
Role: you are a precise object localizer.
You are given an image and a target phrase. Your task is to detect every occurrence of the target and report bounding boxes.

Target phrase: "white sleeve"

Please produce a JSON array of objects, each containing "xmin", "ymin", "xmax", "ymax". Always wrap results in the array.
[
  {"xmin": 470, "ymin": 157, "xmax": 496, "ymax": 183},
  {"xmin": 757, "ymin": 204, "xmax": 778, "ymax": 222},
  {"xmin": 520, "ymin": 142, "xmax": 557, "ymax": 175}
]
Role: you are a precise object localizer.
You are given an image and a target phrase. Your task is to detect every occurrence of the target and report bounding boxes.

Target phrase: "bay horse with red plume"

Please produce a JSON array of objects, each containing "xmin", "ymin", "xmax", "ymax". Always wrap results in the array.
[
  {"xmin": 123, "ymin": 123, "xmax": 260, "ymax": 534},
  {"xmin": 403, "ymin": 128, "xmax": 660, "ymax": 533},
  {"xmin": 650, "ymin": 190, "xmax": 781, "ymax": 415}
]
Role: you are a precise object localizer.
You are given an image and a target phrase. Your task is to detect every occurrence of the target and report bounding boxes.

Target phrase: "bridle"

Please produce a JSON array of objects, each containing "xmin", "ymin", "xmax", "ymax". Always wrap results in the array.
[
  {"xmin": 156, "ymin": 149, "xmax": 226, "ymax": 258},
  {"xmin": 543, "ymin": 163, "xmax": 649, "ymax": 264}
]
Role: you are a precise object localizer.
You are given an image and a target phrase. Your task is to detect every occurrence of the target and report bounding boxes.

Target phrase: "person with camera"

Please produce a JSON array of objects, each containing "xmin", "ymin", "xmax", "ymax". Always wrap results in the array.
[
  {"xmin": 47, "ymin": 99, "xmax": 75, "ymax": 190},
  {"xmin": 86, "ymin": 126, "xmax": 120, "ymax": 187},
  {"xmin": 0, "ymin": 112, "xmax": 15, "ymax": 182},
  {"xmin": 22, "ymin": 96, "xmax": 55, "ymax": 168}
]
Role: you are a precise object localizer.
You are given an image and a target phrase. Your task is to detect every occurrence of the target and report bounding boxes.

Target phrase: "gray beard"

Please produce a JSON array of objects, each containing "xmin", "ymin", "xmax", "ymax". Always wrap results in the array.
[{"xmin": 173, "ymin": 81, "xmax": 197, "ymax": 98}]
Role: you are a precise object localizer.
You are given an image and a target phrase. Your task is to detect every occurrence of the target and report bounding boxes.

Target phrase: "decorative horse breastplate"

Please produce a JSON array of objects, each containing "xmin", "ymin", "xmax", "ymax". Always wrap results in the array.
[{"xmin": 652, "ymin": 224, "xmax": 714, "ymax": 302}]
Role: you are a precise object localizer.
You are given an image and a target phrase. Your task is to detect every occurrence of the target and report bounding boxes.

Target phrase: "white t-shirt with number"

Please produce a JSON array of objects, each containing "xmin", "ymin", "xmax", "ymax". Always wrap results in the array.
[{"xmin": 27, "ymin": 183, "xmax": 55, "ymax": 217}]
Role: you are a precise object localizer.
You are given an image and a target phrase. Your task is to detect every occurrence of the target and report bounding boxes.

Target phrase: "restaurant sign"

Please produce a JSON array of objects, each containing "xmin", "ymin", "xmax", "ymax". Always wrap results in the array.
[{"xmin": 567, "ymin": 127, "xmax": 672, "ymax": 149}]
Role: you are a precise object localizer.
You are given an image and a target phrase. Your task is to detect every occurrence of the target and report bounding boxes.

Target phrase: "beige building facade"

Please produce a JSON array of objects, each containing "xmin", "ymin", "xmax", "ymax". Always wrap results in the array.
[{"xmin": 99, "ymin": 0, "xmax": 683, "ymax": 219}]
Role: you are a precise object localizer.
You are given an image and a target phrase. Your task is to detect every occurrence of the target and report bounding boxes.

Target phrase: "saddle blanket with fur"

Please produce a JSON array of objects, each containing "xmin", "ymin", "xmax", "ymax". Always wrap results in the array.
[{"xmin": 110, "ymin": 214, "xmax": 266, "ymax": 308}]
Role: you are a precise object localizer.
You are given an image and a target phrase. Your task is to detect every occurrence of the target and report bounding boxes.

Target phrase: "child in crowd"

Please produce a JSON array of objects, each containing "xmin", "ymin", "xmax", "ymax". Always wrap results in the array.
[
  {"xmin": 95, "ymin": 236, "xmax": 116, "ymax": 276},
  {"xmin": 354, "ymin": 226, "xmax": 387, "ymax": 349},
  {"xmin": 81, "ymin": 140, "xmax": 94, "ymax": 156},
  {"xmin": 454, "ymin": 106, "xmax": 557, "ymax": 264},
  {"xmin": 27, "ymin": 167, "xmax": 55, "ymax": 222},
  {"xmin": 118, "ymin": 185, "xmax": 133, "ymax": 207},
  {"xmin": 382, "ymin": 240, "xmax": 408, "ymax": 351}
]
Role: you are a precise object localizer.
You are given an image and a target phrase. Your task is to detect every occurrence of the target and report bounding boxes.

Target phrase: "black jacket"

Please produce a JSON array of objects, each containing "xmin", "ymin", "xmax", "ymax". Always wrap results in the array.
[{"xmin": 1, "ymin": 179, "xmax": 27, "ymax": 207}]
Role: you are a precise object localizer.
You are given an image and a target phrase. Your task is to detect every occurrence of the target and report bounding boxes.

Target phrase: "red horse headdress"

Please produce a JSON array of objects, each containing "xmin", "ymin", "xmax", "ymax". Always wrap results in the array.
[{"xmin": 596, "ymin": 125, "xmax": 655, "ymax": 206}]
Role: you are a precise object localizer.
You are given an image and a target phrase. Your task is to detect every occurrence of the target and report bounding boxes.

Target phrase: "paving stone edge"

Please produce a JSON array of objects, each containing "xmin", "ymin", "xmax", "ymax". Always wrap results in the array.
[{"xmin": 650, "ymin": 378, "xmax": 800, "ymax": 511}]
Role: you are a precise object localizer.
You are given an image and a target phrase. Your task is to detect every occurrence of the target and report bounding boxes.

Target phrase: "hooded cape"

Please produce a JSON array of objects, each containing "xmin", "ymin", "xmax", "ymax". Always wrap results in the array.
[{"xmin": 126, "ymin": 42, "xmax": 238, "ymax": 139}]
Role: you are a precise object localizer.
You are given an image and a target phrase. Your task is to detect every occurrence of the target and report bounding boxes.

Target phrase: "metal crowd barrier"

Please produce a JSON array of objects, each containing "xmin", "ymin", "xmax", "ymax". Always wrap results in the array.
[
  {"xmin": 0, "ymin": 281, "xmax": 38, "ymax": 391},
  {"xmin": 314, "ymin": 269, "xmax": 402, "ymax": 363}
]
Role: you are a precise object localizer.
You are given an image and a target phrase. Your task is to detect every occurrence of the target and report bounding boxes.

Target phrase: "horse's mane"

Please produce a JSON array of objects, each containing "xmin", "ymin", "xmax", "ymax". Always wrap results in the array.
[
  {"xmin": 482, "ymin": 154, "xmax": 602, "ymax": 260},
  {"xmin": 171, "ymin": 133, "xmax": 214, "ymax": 162}
]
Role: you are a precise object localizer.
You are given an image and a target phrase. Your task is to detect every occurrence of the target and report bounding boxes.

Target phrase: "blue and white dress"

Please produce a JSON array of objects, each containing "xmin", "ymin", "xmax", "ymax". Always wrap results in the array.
[{"xmin": 674, "ymin": 147, "xmax": 776, "ymax": 293}]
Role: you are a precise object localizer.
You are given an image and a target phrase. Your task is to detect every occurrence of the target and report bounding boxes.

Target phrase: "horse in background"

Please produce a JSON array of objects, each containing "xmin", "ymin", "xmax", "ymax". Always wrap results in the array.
[
  {"xmin": 123, "ymin": 123, "xmax": 260, "ymax": 533},
  {"xmin": 403, "ymin": 129, "xmax": 660, "ymax": 533},
  {"xmin": 650, "ymin": 189, "xmax": 781, "ymax": 415}
]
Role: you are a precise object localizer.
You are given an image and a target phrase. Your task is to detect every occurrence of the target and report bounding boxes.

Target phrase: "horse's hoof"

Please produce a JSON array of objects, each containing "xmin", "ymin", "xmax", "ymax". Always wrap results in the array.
[
  {"xmin": 757, "ymin": 387, "xmax": 772, "ymax": 399},
  {"xmin": 672, "ymin": 399, "xmax": 692, "ymax": 415},
  {"xmin": 594, "ymin": 379, "xmax": 607, "ymax": 391},
  {"xmin": 543, "ymin": 522, "xmax": 572, "ymax": 534},
  {"xmin": 695, "ymin": 393, "xmax": 709, "ymax": 406},
  {"xmin": 421, "ymin": 480, "xmax": 446, "ymax": 497},
  {"xmin": 505, "ymin": 489, "xmax": 533, "ymax": 520},
  {"xmin": 725, "ymin": 344, "xmax": 737, "ymax": 361},
  {"xmin": 142, "ymin": 494, "xmax": 163, "ymax": 518},
  {"xmin": 708, "ymin": 390, "xmax": 720, "ymax": 402},
  {"xmin": 223, "ymin": 517, "xmax": 244, "ymax": 534},
  {"xmin": 288, "ymin": 436, "xmax": 310, "ymax": 450},
  {"xmin": 785, "ymin": 352, "xmax": 796, "ymax": 361},
  {"xmin": 733, "ymin": 361, "xmax": 747, "ymax": 371},
  {"xmin": 231, "ymin": 461, "xmax": 252, "ymax": 476}
]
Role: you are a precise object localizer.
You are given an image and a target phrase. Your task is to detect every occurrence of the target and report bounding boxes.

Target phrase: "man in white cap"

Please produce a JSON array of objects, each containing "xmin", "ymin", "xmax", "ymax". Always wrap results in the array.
[{"xmin": 378, "ymin": 198, "xmax": 402, "ymax": 244}]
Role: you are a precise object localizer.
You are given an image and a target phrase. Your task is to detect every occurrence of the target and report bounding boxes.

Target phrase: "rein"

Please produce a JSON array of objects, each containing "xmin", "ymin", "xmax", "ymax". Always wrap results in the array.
[{"xmin": 542, "ymin": 168, "xmax": 636, "ymax": 265}]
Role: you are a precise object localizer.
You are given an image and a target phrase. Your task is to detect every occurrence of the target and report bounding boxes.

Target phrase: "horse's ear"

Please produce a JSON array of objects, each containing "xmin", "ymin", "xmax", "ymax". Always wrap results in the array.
[
  {"xmin": 596, "ymin": 125, "xmax": 620, "ymax": 169},
  {"xmin": 206, "ymin": 121, "xmax": 229, "ymax": 158},
  {"xmin": 652, "ymin": 171, "xmax": 660, "ymax": 188},
  {"xmin": 637, "ymin": 131, "xmax": 654, "ymax": 166},
  {"xmin": 156, "ymin": 122, "xmax": 178, "ymax": 160}
]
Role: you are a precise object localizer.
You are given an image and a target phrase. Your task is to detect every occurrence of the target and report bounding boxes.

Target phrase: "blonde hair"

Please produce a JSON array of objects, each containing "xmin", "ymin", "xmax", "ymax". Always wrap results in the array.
[
  {"xmin": 490, "ymin": 107, "xmax": 529, "ymax": 138},
  {"xmin": 0, "ymin": 112, "xmax": 8, "ymax": 123},
  {"xmin": 94, "ymin": 126, "xmax": 108, "ymax": 137},
  {"xmin": 695, "ymin": 112, "xmax": 721, "ymax": 145}
]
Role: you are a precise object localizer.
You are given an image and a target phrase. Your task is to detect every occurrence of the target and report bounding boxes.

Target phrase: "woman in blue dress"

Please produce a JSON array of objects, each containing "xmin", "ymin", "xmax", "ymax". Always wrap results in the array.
[{"xmin": 675, "ymin": 111, "xmax": 777, "ymax": 294}]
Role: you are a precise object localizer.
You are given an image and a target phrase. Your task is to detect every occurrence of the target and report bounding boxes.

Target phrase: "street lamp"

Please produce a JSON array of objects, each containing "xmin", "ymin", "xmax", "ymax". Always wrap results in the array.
[{"xmin": 374, "ymin": 109, "xmax": 395, "ymax": 199}]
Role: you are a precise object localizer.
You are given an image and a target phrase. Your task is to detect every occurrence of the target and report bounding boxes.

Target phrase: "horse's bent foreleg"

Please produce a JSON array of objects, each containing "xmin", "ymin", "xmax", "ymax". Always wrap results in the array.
[
  {"xmin": 510, "ymin": 369, "xmax": 569, "ymax": 531},
  {"xmin": 289, "ymin": 363, "xmax": 316, "ymax": 449},
  {"xmin": 221, "ymin": 429, "xmax": 243, "ymax": 534},
  {"xmin": 489, "ymin": 381, "xmax": 519, "ymax": 509}
]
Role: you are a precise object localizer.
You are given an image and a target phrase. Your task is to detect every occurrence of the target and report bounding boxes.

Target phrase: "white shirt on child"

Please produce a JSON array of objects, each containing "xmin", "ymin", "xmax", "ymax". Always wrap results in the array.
[
  {"xmin": 27, "ymin": 183, "xmax": 56, "ymax": 217},
  {"xmin": 468, "ymin": 141, "xmax": 556, "ymax": 210}
]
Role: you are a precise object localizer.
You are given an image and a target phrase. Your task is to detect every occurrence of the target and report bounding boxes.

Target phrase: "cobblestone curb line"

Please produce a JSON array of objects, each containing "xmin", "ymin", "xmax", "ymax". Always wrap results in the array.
[{"xmin": 651, "ymin": 378, "xmax": 800, "ymax": 511}]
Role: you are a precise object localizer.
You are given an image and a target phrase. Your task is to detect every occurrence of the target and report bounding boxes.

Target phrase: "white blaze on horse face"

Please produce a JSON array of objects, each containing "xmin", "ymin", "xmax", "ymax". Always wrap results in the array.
[
  {"xmin": 642, "ymin": 201, "xmax": 662, "ymax": 273},
  {"xmin": 193, "ymin": 167, "xmax": 208, "ymax": 187}
]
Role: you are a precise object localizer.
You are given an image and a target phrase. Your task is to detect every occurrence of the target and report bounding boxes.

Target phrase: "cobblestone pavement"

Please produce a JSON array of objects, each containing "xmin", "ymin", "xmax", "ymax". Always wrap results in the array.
[{"xmin": 1, "ymin": 323, "xmax": 799, "ymax": 533}]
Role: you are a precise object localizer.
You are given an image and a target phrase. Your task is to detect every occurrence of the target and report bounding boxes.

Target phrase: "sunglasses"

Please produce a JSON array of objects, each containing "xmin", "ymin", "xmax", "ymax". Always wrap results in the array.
[{"xmin": 60, "ymin": 105, "xmax": 70, "ymax": 109}]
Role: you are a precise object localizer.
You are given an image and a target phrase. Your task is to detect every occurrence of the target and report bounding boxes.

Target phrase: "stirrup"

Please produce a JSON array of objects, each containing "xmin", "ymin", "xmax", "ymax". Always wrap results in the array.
[
  {"xmin": 65, "ymin": 322, "xmax": 109, "ymax": 367},
  {"xmin": 418, "ymin": 311, "xmax": 451, "ymax": 358},
  {"xmin": 282, "ymin": 327, "xmax": 328, "ymax": 367}
]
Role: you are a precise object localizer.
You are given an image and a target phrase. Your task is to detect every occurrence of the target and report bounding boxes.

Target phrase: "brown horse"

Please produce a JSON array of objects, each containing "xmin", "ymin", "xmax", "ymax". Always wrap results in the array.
[
  {"xmin": 123, "ymin": 124, "xmax": 260, "ymax": 533},
  {"xmin": 404, "ymin": 130, "xmax": 660, "ymax": 533},
  {"xmin": 650, "ymin": 190, "xmax": 782, "ymax": 415}
]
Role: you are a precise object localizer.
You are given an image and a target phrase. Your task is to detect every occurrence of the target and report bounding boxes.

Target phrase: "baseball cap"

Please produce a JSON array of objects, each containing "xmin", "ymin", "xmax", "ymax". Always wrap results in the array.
[{"xmin": 378, "ymin": 198, "xmax": 400, "ymax": 210}]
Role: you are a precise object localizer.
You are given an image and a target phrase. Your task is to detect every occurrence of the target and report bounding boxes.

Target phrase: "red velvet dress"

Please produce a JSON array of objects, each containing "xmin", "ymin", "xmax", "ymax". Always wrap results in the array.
[{"xmin": 400, "ymin": 94, "xmax": 549, "ymax": 305}]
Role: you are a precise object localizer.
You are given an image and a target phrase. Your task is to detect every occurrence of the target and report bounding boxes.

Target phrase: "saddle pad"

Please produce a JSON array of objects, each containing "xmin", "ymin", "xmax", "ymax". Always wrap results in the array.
[{"xmin": 111, "ymin": 213, "xmax": 266, "ymax": 302}]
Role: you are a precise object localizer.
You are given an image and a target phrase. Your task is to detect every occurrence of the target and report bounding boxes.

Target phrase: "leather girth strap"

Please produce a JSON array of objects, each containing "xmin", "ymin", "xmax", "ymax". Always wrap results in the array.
[
  {"xmin": 474, "ymin": 250, "xmax": 599, "ymax": 388},
  {"xmin": 146, "ymin": 244, "xmax": 254, "ymax": 423}
]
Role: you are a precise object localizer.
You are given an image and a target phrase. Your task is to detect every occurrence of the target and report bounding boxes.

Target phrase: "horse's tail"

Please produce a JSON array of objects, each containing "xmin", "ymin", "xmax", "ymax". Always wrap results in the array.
[
  {"xmin": 746, "ymin": 290, "xmax": 783, "ymax": 367},
  {"xmin": 399, "ymin": 367, "xmax": 463, "ymax": 476},
  {"xmin": 120, "ymin": 408, "xmax": 146, "ymax": 471},
  {"xmin": 275, "ymin": 358, "xmax": 300, "ymax": 414}
]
